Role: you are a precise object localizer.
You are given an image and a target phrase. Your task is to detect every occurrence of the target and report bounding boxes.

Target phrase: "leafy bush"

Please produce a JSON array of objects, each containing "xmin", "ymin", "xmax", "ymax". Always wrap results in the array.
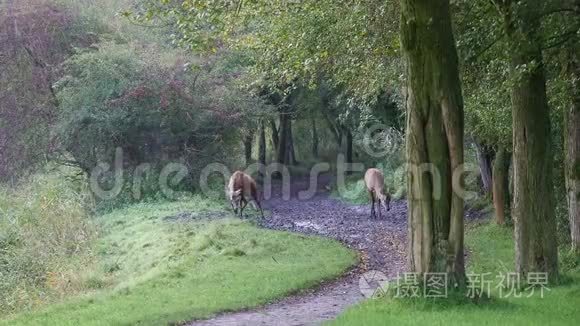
[{"xmin": 54, "ymin": 43, "xmax": 256, "ymax": 209}]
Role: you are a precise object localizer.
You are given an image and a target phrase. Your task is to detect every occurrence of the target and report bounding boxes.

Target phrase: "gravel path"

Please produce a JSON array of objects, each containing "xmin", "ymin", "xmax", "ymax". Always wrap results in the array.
[{"xmin": 187, "ymin": 174, "xmax": 408, "ymax": 326}]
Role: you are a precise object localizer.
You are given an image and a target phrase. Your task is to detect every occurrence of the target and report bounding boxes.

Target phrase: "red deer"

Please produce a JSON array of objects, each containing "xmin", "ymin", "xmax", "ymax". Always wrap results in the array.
[
  {"xmin": 364, "ymin": 168, "xmax": 391, "ymax": 219},
  {"xmin": 226, "ymin": 171, "xmax": 264, "ymax": 218}
]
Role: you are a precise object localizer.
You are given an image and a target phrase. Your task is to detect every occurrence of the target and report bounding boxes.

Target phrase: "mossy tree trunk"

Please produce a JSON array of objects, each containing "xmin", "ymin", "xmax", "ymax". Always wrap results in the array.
[
  {"xmin": 566, "ymin": 44, "xmax": 580, "ymax": 254},
  {"xmin": 400, "ymin": 0, "xmax": 466, "ymax": 286},
  {"xmin": 492, "ymin": 147, "xmax": 511, "ymax": 225},
  {"xmin": 496, "ymin": 0, "xmax": 559, "ymax": 280}
]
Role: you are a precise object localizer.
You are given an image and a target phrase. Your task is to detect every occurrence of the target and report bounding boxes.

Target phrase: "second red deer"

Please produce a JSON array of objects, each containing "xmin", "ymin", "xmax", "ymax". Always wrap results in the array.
[
  {"xmin": 364, "ymin": 168, "xmax": 391, "ymax": 219},
  {"xmin": 226, "ymin": 171, "xmax": 264, "ymax": 218}
]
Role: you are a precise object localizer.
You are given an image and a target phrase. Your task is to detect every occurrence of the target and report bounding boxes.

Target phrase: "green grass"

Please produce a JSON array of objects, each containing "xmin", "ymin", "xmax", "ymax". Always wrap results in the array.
[
  {"xmin": 330, "ymin": 221, "xmax": 580, "ymax": 326},
  {"xmin": 2, "ymin": 198, "xmax": 356, "ymax": 326}
]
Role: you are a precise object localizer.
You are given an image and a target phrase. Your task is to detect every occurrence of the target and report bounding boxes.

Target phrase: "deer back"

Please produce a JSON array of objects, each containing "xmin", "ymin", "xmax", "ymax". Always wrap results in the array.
[{"xmin": 364, "ymin": 168, "xmax": 385, "ymax": 198}]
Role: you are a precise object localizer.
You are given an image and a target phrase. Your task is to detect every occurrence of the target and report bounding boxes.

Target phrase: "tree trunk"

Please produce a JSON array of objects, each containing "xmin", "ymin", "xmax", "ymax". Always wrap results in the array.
[
  {"xmin": 259, "ymin": 120, "xmax": 267, "ymax": 166},
  {"xmin": 492, "ymin": 147, "xmax": 511, "ymax": 225},
  {"xmin": 566, "ymin": 45, "xmax": 580, "ymax": 254},
  {"xmin": 270, "ymin": 119, "xmax": 279, "ymax": 152},
  {"xmin": 311, "ymin": 116, "xmax": 319, "ymax": 158},
  {"xmin": 277, "ymin": 112, "xmax": 289, "ymax": 164},
  {"xmin": 244, "ymin": 133, "xmax": 253, "ymax": 166},
  {"xmin": 400, "ymin": 0, "xmax": 466, "ymax": 286},
  {"xmin": 345, "ymin": 129, "xmax": 354, "ymax": 175},
  {"xmin": 476, "ymin": 142, "xmax": 494, "ymax": 195},
  {"xmin": 346, "ymin": 130, "xmax": 353, "ymax": 164},
  {"xmin": 288, "ymin": 118, "xmax": 298, "ymax": 165},
  {"xmin": 499, "ymin": 1, "xmax": 559, "ymax": 280}
]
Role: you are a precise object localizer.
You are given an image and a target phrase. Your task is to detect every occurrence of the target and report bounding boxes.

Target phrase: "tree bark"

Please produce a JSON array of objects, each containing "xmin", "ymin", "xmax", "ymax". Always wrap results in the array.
[
  {"xmin": 566, "ymin": 45, "xmax": 580, "ymax": 254},
  {"xmin": 476, "ymin": 142, "xmax": 494, "ymax": 195},
  {"xmin": 492, "ymin": 147, "xmax": 511, "ymax": 225},
  {"xmin": 311, "ymin": 116, "xmax": 319, "ymax": 158},
  {"xmin": 270, "ymin": 119, "xmax": 279, "ymax": 152},
  {"xmin": 345, "ymin": 129, "xmax": 354, "ymax": 175},
  {"xmin": 287, "ymin": 118, "xmax": 298, "ymax": 165},
  {"xmin": 277, "ymin": 112, "xmax": 289, "ymax": 164},
  {"xmin": 400, "ymin": 0, "xmax": 466, "ymax": 286},
  {"xmin": 346, "ymin": 130, "xmax": 353, "ymax": 164},
  {"xmin": 244, "ymin": 133, "xmax": 253, "ymax": 166},
  {"xmin": 498, "ymin": 0, "xmax": 559, "ymax": 280},
  {"xmin": 259, "ymin": 120, "xmax": 267, "ymax": 166}
]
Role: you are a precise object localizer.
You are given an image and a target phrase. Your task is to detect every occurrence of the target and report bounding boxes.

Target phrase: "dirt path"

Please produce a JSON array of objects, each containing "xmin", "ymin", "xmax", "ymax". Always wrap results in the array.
[{"xmin": 187, "ymin": 174, "xmax": 408, "ymax": 326}]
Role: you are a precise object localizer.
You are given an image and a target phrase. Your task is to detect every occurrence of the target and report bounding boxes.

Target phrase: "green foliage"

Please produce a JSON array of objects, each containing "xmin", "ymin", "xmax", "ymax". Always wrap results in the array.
[
  {"xmin": 3, "ymin": 199, "xmax": 356, "ymax": 325},
  {"xmin": 56, "ymin": 42, "xmax": 210, "ymax": 169},
  {"xmin": 54, "ymin": 42, "xmax": 274, "ymax": 208},
  {"xmin": 453, "ymin": 0, "xmax": 513, "ymax": 149},
  {"xmin": 138, "ymin": 0, "xmax": 402, "ymax": 104}
]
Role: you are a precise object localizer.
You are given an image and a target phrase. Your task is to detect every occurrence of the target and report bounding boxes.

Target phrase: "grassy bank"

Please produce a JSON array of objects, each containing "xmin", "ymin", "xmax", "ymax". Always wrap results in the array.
[
  {"xmin": 0, "ymin": 174, "xmax": 96, "ymax": 314},
  {"xmin": 330, "ymin": 221, "xmax": 580, "ymax": 326},
  {"xmin": 2, "ymin": 197, "xmax": 356, "ymax": 325}
]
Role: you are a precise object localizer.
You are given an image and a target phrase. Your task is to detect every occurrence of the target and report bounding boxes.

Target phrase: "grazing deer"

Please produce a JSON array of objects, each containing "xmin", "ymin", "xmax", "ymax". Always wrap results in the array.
[
  {"xmin": 364, "ymin": 168, "xmax": 391, "ymax": 219},
  {"xmin": 226, "ymin": 171, "xmax": 264, "ymax": 218}
]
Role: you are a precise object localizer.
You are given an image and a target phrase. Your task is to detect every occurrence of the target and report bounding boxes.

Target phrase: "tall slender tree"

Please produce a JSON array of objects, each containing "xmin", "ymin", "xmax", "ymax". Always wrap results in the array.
[
  {"xmin": 492, "ymin": 147, "xmax": 511, "ymax": 225},
  {"xmin": 491, "ymin": 0, "xmax": 559, "ymax": 280},
  {"xmin": 400, "ymin": 0, "xmax": 466, "ymax": 285}
]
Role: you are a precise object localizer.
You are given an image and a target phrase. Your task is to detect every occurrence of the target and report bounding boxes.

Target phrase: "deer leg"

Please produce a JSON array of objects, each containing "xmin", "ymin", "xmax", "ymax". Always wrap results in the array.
[
  {"xmin": 377, "ymin": 198, "xmax": 382, "ymax": 219},
  {"xmin": 231, "ymin": 201, "xmax": 237, "ymax": 215},
  {"xmin": 254, "ymin": 200, "xmax": 264, "ymax": 218},
  {"xmin": 240, "ymin": 198, "xmax": 248, "ymax": 218},
  {"xmin": 369, "ymin": 191, "xmax": 375, "ymax": 219},
  {"xmin": 238, "ymin": 198, "xmax": 246, "ymax": 218}
]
